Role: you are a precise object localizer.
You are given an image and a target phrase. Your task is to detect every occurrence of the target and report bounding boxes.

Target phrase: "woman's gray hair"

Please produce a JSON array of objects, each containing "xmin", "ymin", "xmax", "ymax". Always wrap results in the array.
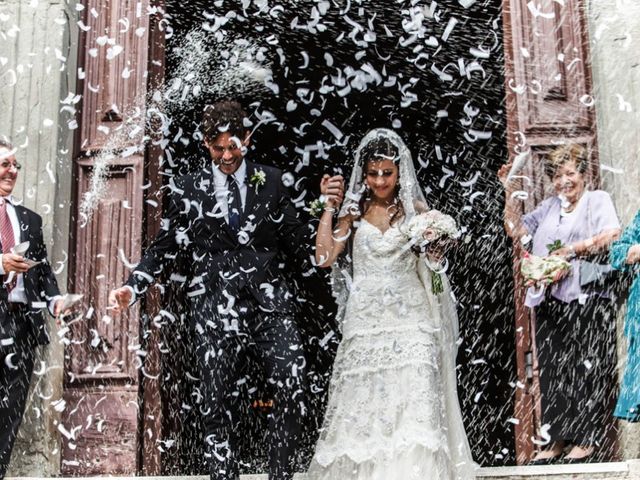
[{"xmin": 544, "ymin": 143, "xmax": 589, "ymax": 178}]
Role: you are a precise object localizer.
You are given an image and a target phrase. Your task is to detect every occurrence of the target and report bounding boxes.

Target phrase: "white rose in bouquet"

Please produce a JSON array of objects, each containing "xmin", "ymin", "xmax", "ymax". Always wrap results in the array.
[
  {"xmin": 403, "ymin": 210, "xmax": 460, "ymax": 294},
  {"xmin": 405, "ymin": 210, "xmax": 460, "ymax": 244}
]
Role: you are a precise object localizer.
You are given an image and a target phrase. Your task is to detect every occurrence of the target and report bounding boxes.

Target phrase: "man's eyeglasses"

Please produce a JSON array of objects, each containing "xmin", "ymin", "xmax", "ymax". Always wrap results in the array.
[{"xmin": 0, "ymin": 161, "xmax": 21, "ymax": 171}]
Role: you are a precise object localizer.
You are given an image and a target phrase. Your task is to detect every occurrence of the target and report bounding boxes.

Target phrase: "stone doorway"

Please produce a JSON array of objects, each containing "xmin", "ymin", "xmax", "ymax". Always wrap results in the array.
[
  {"xmin": 146, "ymin": 0, "xmax": 517, "ymax": 473},
  {"xmin": 60, "ymin": 0, "xmax": 549, "ymax": 474}
]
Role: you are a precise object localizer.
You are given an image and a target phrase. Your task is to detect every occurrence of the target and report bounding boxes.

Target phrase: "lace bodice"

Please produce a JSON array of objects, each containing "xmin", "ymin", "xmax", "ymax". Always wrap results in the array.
[
  {"xmin": 351, "ymin": 219, "xmax": 418, "ymax": 279},
  {"xmin": 342, "ymin": 219, "xmax": 438, "ymax": 341}
]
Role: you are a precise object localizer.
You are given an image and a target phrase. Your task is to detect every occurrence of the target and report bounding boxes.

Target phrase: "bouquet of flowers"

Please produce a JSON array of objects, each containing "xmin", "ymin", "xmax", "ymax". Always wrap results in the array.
[
  {"xmin": 520, "ymin": 252, "xmax": 571, "ymax": 288},
  {"xmin": 404, "ymin": 210, "xmax": 460, "ymax": 294},
  {"xmin": 405, "ymin": 210, "xmax": 460, "ymax": 243}
]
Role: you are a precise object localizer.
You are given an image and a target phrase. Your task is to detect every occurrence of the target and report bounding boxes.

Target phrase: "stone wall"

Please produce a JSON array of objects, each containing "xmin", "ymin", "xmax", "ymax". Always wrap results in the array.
[
  {"xmin": 0, "ymin": 0, "xmax": 77, "ymax": 475},
  {"xmin": 587, "ymin": 0, "xmax": 640, "ymax": 461},
  {"xmin": 587, "ymin": 0, "xmax": 640, "ymax": 223}
]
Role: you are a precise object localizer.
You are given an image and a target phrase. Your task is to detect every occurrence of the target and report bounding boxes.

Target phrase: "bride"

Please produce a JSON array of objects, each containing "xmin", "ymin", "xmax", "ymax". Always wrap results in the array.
[{"xmin": 307, "ymin": 129, "xmax": 476, "ymax": 480}]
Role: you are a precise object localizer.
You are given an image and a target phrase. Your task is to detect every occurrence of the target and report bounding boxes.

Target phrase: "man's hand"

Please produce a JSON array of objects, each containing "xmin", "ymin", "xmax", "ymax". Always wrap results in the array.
[
  {"xmin": 53, "ymin": 299, "xmax": 73, "ymax": 325},
  {"xmin": 320, "ymin": 174, "xmax": 345, "ymax": 208},
  {"xmin": 53, "ymin": 299, "xmax": 64, "ymax": 317},
  {"xmin": 2, "ymin": 253, "xmax": 30, "ymax": 274},
  {"xmin": 108, "ymin": 287, "xmax": 132, "ymax": 313}
]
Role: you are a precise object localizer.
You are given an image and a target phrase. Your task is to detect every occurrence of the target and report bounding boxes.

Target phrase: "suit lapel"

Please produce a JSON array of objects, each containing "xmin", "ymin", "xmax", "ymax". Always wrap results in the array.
[{"xmin": 13, "ymin": 205, "xmax": 28, "ymax": 244}]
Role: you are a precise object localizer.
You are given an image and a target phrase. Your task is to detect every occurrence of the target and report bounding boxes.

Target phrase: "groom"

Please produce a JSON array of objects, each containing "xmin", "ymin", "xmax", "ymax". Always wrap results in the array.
[{"xmin": 109, "ymin": 101, "xmax": 342, "ymax": 479}]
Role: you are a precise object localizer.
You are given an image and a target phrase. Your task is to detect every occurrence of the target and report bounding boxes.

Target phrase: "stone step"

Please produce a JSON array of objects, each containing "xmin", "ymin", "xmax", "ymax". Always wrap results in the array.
[{"xmin": 7, "ymin": 460, "xmax": 640, "ymax": 480}]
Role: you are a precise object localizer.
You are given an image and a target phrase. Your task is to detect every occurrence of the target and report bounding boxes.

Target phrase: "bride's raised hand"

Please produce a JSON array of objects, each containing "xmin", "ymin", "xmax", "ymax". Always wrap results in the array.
[{"xmin": 320, "ymin": 174, "xmax": 345, "ymax": 208}]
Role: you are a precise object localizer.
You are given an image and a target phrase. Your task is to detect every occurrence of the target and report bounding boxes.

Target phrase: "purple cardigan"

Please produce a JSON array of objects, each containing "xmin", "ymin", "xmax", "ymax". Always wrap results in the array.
[{"xmin": 522, "ymin": 190, "xmax": 620, "ymax": 308}]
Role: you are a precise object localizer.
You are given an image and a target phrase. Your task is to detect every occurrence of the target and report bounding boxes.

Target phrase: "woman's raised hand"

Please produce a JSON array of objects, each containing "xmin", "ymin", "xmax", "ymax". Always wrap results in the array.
[
  {"xmin": 497, "ymin": 163, "xmax": 512, "ymax": 189},
  {"xmin": 320, "ymin": 174, "xmax": 345, "ymax": 209}
]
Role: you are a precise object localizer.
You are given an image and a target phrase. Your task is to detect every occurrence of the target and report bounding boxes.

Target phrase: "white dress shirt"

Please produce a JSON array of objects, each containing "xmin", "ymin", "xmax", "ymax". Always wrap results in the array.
[
  {"xmin": 0, "ymin": 195, "xmax": 59, "ymax": 313},
  {"xmin": 211, "ymin": 160, "xmax": 248, "ymax": 223}
]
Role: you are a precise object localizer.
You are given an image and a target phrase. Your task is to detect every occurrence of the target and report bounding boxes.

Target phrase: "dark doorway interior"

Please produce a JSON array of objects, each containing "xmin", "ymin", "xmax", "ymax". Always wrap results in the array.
[{"xmin": 155, "ymin": 0, "xmax": 516, "ymax": 473}]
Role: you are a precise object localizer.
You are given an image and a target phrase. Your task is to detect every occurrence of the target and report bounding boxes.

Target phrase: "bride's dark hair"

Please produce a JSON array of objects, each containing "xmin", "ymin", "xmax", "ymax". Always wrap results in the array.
[{"xmin": 357, "ymin": 137, "xmax": 405, "ymax": 225}]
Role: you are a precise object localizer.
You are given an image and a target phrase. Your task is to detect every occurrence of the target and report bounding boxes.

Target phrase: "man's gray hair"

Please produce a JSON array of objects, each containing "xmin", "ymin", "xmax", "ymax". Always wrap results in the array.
[{"xmin": 0, "ymin": 138, "xmax": 13, "ymax": 150}]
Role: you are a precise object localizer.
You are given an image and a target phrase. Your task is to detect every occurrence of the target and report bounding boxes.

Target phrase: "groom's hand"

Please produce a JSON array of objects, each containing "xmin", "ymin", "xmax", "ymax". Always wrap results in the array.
[
  {"xmin": 320, "ymin": 174, "xmax": 344, "ymax": 208},
  {"xmin": 497, "ymin": 163, "xmax": 513, "ymax": 189},
  {"xmin": 108, "ymin": 287, "xmax": 132, "ymax": 314}
]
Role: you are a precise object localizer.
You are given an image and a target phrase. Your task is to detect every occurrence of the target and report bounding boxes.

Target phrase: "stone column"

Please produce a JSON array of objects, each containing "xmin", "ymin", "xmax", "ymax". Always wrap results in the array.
[{"xmin": 587, "ymin": 0, "xmax": 640, "ymax": 460}]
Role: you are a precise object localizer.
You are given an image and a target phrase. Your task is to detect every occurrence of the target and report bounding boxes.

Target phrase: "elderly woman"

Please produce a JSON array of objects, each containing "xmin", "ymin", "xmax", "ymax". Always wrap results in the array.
[
  {"xmin": 498, "ymin": 144, "xmax": 621, "ymax": 463},
  {"xmin": 611, "ymin": 211, "xmax": 640, "ymax": 421}
]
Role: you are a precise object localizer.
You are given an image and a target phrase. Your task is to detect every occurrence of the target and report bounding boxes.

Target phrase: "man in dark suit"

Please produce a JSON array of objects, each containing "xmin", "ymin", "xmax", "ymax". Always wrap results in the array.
[
  {"xmin": 109, "ymin": 101, "xmax": 341, "ymax": 480},
  {"xmin": 0, "ymin": 139, "xmax": 64, "ymax": 479}
]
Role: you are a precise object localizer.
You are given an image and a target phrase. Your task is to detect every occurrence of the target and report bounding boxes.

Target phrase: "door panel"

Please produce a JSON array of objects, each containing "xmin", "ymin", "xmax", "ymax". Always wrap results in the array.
[{"xmin": 62, "ymin": 0, "xmax": 151, "ymax": 474}]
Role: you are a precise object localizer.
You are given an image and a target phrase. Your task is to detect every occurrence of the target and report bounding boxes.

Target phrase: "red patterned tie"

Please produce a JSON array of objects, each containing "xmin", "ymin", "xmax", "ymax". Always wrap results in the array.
[{"xmin": 0, "ymin": 199, "xmax": 16, "ymax": 291}]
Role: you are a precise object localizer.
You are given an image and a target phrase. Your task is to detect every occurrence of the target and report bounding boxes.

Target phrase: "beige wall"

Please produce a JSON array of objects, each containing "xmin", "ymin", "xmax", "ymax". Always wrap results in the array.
[
  {"xmin": 588, "ymin": 0, "xmax": 640, "ymax": 461},
  {"xmin": 0, "ymin": 0, "xmax": 77, "ymax": 475},
  {"xmin": 587, "ymin": 0, "xmax": 640, "ymax": 225}
]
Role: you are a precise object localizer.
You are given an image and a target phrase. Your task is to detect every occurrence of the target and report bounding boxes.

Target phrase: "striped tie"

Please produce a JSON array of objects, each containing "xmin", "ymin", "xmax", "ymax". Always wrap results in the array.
[{"xmin": 0, "ymin": 199, "xmax": 16, "ymax": 291}]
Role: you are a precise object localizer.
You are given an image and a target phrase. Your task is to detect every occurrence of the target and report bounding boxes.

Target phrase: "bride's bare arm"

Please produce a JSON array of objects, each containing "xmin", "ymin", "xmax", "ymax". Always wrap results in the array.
[
  {"xmin": 414, "ymin": 200, "xmax": 429, "ymax": 214},
  {"xmin": 316, "ymin": 173, "xmax": 349, "ymax": 267},
  {"xmin": 315, "ymin": 213, "xmax": 353, "ymax": 268}
]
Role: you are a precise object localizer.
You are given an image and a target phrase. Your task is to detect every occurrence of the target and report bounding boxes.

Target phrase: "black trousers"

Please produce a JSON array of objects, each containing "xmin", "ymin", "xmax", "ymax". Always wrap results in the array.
[
  {"xmin": 535, "ymin": 296, "xmax": 616, "ymax": 447},
  {"xmin": 195, "ymin": 293, "xmax": 306, "ymax": 480},
  {"xmin": 0, "ymin": 305, "xmax": 35, "ymax": 480}
]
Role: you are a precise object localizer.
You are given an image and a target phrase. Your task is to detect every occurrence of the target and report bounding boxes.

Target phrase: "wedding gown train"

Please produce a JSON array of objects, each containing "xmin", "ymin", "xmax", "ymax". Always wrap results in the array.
[{"xmin": 307, "ymin": 219, "xmax": 476, "ymax": 480}]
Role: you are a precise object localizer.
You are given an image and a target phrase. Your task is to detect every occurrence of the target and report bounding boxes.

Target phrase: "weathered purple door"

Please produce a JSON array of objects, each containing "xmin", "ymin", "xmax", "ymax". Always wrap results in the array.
[{"xmin": 61, "ymin": 0, "xmax": 156, "ymax": 474}]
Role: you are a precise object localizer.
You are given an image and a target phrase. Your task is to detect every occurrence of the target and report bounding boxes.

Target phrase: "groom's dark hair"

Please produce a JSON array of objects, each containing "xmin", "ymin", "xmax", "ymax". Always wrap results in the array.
[{"xmin": 202, "ymin": 100, "xmax": 248, "ymax": 141}]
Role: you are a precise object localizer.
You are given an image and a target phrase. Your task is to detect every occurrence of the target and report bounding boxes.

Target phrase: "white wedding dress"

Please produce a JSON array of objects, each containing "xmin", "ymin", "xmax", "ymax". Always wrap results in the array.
[{"xmin": 307, "ymin": 219, "xmax": 476, "ymax": 480}]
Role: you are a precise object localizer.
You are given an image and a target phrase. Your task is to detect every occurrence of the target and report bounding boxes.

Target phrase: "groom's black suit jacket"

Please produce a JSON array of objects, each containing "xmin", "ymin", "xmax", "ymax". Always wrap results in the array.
[
  {"xmin": 127, "ymin": 161, "xmax": 312, "ymax": 314},
  {"xmin": 0, "ymin": 205, "xmax": 61, "ymax": 345}
]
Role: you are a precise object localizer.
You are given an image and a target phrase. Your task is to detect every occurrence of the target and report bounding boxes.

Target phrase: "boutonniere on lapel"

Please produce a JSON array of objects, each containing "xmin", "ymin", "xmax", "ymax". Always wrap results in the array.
[{"xmin": 249, "ymin": 170, "xmax": 267, "ymax": 191}]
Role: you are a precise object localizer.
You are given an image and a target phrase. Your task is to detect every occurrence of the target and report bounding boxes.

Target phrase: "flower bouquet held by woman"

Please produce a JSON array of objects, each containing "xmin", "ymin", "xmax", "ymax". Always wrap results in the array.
[
  {"xmin": 520, "ymin": 252, "xmax": 571, "ymax": 289},
  {"xmin": 403, "ymin": 209, "xmax": 460, "ymax": 294}
]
